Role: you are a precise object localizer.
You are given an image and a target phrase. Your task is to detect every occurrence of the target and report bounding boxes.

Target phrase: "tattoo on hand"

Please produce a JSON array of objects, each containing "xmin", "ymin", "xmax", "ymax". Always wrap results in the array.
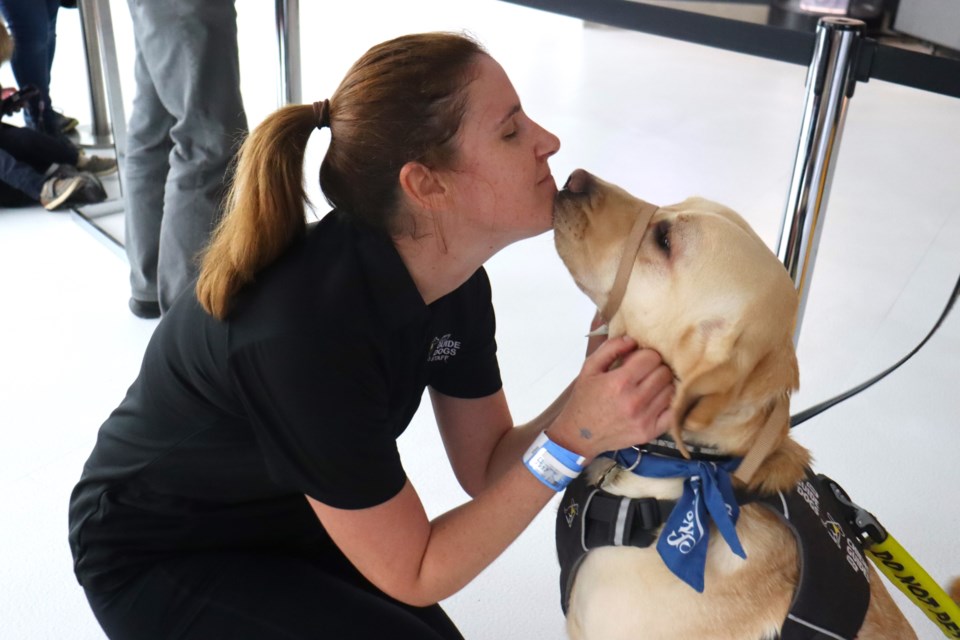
[{"xmin": 579, "ymin": 428, "xmax": 593, "ymax": 440}]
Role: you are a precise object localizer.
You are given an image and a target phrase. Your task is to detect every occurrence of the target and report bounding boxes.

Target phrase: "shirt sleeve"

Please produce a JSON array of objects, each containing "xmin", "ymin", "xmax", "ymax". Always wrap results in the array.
[
  {"xmin": 228, "ymin": 332, "xmax": 406, "ymax": 510},
  {"xmin": 428, "ymin": 268, "xmax": 503, "ymax": 399}
]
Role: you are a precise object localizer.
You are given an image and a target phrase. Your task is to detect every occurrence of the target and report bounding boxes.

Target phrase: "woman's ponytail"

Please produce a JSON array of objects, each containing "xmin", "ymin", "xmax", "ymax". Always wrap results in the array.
[{"xmin": 196, "ymin": 105, "xmax": 316, "ymax": 319}]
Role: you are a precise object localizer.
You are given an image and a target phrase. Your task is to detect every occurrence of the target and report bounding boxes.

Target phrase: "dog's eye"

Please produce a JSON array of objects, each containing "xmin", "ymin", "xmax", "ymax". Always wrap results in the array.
[{"xmin": 654, "ymin": 220, "xmax": 671, "ymax": 255}]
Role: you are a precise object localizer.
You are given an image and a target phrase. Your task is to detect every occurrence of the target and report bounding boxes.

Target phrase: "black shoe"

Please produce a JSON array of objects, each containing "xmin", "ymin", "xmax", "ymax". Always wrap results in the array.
[
  {"xmin": 129, "ymin": 298, "xmax": 161, "ymax": 319},
  {"xmin": 53, "ymin": 111, "xmax": 80, "ymax": 134},
  {"xmin": 51, "ymin": 164, "xmax": 107, "ymax": 204},
  {"xmin": 74, "ymin": 172, "xmax": 107, "ymax": 204}
]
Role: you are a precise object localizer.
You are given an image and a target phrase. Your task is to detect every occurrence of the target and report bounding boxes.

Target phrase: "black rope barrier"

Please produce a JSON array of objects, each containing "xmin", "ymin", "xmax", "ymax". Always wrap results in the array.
[{"xmin": 501, "ymin": 0, "xmax": 960, "ymax": 98}]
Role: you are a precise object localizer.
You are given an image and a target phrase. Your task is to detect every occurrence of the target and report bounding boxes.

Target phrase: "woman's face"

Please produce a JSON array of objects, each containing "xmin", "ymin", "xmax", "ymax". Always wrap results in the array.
[{"xmin": 443, "ymin": 55, "xmax": 561, "ymax": 248}]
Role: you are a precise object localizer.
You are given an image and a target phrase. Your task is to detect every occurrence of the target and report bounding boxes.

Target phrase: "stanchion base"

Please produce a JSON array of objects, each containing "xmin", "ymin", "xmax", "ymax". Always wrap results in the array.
[{"xmin": 74, "ymin": 124, "xmax": 114, "ymax": 150}]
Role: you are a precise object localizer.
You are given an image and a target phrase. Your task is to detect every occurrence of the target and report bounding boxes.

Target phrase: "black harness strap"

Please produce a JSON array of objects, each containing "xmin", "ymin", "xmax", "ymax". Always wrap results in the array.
[
  {"xmin": 761, "ymin": 471, "xmax": 872, "ymax": 640},
  {"xmin": 556, "ymin": 466, "xmax": 872, "ymax": 639},
  {"xmin": 556, "ymin": 473, "xmax": 675, "ymax": 614}
]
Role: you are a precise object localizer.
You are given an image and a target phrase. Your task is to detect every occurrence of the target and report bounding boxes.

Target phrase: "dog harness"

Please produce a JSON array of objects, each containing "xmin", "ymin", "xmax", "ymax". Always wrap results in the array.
[{"xmin": 556, "ymin": 452, "xmax": 871, "ymax": 639}]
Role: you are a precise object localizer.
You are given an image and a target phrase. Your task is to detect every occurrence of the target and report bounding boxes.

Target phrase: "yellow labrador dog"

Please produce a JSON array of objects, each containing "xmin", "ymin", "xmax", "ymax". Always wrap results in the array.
[{"xmin": 552, "ymin": 169, "xmax": 916, "ymax": 640}]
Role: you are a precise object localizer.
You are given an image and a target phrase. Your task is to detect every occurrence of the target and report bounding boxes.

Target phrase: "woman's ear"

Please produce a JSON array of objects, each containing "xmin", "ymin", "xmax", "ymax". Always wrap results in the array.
[{"xmin": 399, "ymin": 161, "xmax": 448, "ymax": 211}]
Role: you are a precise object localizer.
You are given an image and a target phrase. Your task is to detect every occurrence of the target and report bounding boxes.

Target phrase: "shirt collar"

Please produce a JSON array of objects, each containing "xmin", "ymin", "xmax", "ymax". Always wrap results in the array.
[{"xmin": 343, "ymin": 211, "xmax": 429, "ymax": 330}]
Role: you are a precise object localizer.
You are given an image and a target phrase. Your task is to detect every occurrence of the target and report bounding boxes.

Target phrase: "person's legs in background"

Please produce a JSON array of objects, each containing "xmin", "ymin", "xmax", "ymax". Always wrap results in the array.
[
  {"xmin": 0, "ymin": 120, "xmax": 114, "ymax": 198},
  {"xmin": 0, "ymin": 0, "xmax": 69, "ymax": 136},
  {"xmin": 0, "ymin": 145, "xmax": 102, "ymax": 210},
  {"xmin": 121, "ymin": 36, "xmax": 173, "ymax": 319},
  {"xmin": 124, "ymin": 0, "xmax": 247, "ymax": 317},
  {"xmin": 0, "ymin": 178, "xmax": 34, "ymax": 207},
  {"xmin": 0, "ymin": 121, "xmax": 76, "ymax": 168},
  {"xmin": 0, "ymin": 146, "xmax": 46, "ymax": 201},
  {"xmin": 151, "ymin": 0, "xmax": 247, "ymax": 313}
]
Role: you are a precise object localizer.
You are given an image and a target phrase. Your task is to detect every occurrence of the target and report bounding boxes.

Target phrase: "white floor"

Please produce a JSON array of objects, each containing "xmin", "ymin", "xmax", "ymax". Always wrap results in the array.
[{"xmin": 1, "ymin": 1, "xmax": 958, "ymax": 639}]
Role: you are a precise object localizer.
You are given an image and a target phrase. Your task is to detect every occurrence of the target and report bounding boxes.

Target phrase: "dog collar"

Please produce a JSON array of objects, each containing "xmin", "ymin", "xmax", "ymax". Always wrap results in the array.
[
  {"xmin": 600, "ymin": 201, "xmax": 660, "ymax": 322},
  {"xmin": 645, "ymin": 436, "xmax": 726, "ymax": 462}
]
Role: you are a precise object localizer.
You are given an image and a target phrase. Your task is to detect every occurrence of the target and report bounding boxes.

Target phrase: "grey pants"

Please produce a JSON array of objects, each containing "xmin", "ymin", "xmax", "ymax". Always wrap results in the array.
[{"xmin": 124, "ymin": 0, "xmax": 247, "ymax": 312}]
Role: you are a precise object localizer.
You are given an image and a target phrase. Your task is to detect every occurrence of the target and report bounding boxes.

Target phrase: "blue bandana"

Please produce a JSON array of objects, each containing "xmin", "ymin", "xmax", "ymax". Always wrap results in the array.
[{"xmin": 608, "ymin": 449, "xmax": 746, "ymax": 592}]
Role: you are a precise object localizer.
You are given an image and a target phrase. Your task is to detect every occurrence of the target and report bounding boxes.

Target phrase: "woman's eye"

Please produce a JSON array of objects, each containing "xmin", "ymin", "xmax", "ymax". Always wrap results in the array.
[
  {"xmin": 503, "ymin": 130, "xmax": 517, "ymax": 139},
  {"xmin": 654, "ymin": 220, "xmax": 671, "ymax": 255}
]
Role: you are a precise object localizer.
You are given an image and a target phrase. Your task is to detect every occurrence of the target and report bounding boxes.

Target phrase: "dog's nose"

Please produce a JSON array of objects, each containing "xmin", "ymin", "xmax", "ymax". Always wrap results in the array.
[{"xmin": 563, "ymin": 169, "xmax": 592, "ymax": 194}]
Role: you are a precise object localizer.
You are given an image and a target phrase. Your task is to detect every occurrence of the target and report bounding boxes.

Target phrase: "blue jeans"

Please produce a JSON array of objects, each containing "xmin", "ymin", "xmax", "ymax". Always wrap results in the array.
[
  {"xmin": 0, "ymin": 147, "xmax": 45, "ymax": 204},
  {"xmin": 0, "ymin": 0, "xmax": 61, "ymax": 134}
]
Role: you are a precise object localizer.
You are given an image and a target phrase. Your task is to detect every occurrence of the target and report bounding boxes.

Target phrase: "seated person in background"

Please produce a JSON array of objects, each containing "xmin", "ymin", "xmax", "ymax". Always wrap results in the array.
[{"xmin": 0, "ymin": 21, "xmax": 114, "ymax": 210}]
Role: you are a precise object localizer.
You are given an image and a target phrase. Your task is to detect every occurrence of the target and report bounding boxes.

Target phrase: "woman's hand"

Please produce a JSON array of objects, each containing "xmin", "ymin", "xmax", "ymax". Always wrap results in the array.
[{"xmin": 549, "ymin": 335, "xmax": 673, "ymax": 460}]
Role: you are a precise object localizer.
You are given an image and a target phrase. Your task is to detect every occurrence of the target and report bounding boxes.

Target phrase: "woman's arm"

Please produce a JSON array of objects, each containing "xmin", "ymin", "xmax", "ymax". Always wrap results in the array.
[
  {"xmin": 308, "ymin": 461, "xmax": 554, "ymax": 607},
  {"xmin": 431, "ymin": 382, "xmax": 573, "ymax": 496},
  {"xmin": 432, "ymin": 309, "xmax": 619, "ymax": 495},
  {"xmin": 308, "ymin": 336, "xmax": 673, "ymax": 607}
]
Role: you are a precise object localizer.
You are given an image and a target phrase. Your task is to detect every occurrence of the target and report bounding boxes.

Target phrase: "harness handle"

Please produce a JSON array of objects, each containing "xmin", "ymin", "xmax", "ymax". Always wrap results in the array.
[{"xmin": 827, "ymin": 478, "xmax": 960, "ymax": 638}]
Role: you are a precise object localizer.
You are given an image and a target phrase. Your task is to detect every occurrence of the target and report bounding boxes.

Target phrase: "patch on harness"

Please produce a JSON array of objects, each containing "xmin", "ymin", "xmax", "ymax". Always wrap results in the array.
[
  {"xmin": 562, "ymin": 497, "xmax": 580, "ymax": 529},
  {"xmin": 766, "ymin": 471, "xmax": 871, "ymax": 639}
]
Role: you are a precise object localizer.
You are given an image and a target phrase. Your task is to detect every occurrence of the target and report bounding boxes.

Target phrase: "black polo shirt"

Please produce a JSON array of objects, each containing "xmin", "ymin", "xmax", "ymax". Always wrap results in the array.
[{"xmin": 68, "ymin": 210, "xmax": 503, "ymax": 592}]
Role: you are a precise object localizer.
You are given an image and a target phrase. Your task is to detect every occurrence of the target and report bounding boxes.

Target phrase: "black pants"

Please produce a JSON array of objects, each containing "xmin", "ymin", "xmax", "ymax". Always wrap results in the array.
[
  {"xmin": 0, "ymin": 121, "xmax": 77, "ymax": 205},
  {"xmin": 83, "ymin": 550, "xmax": 465, "ymax": 640}
]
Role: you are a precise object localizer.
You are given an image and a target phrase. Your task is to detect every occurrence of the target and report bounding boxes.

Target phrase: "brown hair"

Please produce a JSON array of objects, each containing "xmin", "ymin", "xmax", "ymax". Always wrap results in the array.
[
  {"xmin": 0, "ymin": 21, "xmax": 13, "ymax": 65},
  {"xmin": 197, "ymin": 32, "xmax": 486, "ymax": 319}
]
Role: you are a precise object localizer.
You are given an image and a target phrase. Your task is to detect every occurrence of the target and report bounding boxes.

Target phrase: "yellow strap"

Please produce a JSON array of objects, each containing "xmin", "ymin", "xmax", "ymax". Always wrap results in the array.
[{"xmin": 865, "ymin": 534, "xmax": 960, "ymax": 638}]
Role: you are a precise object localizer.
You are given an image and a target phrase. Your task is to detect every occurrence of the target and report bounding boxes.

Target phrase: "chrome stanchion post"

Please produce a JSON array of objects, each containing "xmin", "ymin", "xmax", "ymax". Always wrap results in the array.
[
  {"xmin": 70, "ymin": 0, "xmax": 127, "ymax": 241},
  {"xmin": 77, "ymin": 0, "xmax": 112, "ymax": 146},
  {"xmin": 78, "ymin": 0, "xmax": 127, "ymax": 216},
  {"xmin": 777, "ymin": 17, "xmax": 865, "ymax": 341},
  {"xmin": 86, "ymin": 0, "xmax": 127, "ymax": 166},
  {"xmin": 275, "ymin": 0, "xmax": 301, "ymax": 106}
]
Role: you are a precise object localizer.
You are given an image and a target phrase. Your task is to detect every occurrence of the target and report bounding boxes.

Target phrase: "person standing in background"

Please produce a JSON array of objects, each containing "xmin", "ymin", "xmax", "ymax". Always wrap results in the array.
[
  {"xmin": 0, "ymin": 0, "xmax": 79, "ymax": 136},
  {"xmin": 123, "ymin": 0, "xmax": 247, "ymax": 319}
]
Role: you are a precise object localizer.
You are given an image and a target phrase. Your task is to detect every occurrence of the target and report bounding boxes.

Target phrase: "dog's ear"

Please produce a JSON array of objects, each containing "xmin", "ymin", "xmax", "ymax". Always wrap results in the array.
[
  {"xmin": 672, "ymin": 359, "xmax": 742, "ymax": 433},
  {"xmin": 671, "ymin": 343, "xmax": 798, "ymax": 439}
]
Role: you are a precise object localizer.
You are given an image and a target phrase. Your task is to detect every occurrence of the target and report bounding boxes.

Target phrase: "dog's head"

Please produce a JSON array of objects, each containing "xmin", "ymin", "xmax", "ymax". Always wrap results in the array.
[{"xmin": 554, "ymin": 169, "xmax": 799, "ymax": 456}]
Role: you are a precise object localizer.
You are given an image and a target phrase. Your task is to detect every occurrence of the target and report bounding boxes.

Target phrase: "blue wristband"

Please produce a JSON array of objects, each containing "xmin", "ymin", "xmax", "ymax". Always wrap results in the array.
[{"xmin": 522, "ymin": 431, "xmax": 587, "ymax": 492}]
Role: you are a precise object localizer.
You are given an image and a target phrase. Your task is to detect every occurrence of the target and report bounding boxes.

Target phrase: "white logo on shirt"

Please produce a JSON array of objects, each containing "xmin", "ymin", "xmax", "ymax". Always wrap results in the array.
[{"xmin": 428, "ymin": 334, "xmax": 461, "ymax": 362}]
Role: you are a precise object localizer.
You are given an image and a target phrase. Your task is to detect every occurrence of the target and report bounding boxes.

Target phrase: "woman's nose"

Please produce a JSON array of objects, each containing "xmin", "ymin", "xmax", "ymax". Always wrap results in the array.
[{"xmin": 536, "ymin": 123, "xmax": 561, "ymax": 159}]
